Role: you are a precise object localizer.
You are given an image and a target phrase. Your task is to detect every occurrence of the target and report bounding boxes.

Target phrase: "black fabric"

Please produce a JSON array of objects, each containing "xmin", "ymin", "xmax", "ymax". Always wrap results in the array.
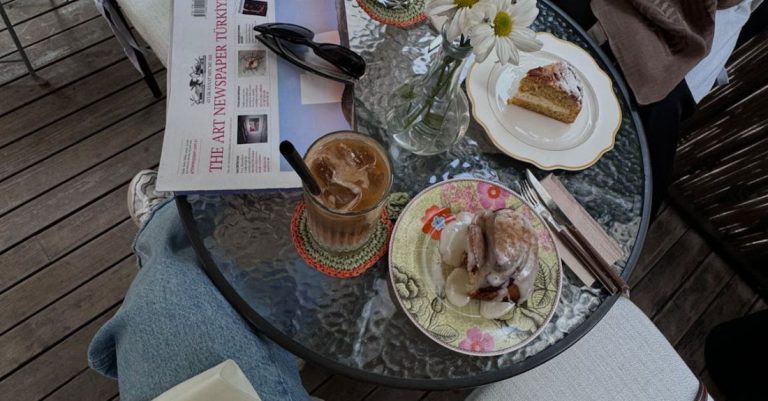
[
  {"xmin": 705, "ymin": 310, "xmax": 768, "ymax": 401},
  {"xmin": 550, "ymin": 0, "xmax": 698, "ymax": 218},
  {"xmin": 550, "ymin": 0, "xmax": 598, "ymax": 28},
  {"xmin": 736, "ymin": 0, "xmax": 767, "ymax": 47},
  {"xmin": 637, "ymin": 81, "xmax": 696, "ymax": 217}
]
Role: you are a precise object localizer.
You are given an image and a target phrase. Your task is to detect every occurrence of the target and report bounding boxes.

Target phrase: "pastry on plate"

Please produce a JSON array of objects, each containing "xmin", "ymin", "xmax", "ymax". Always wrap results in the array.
[
  {"xmin": 440, "ymin": 208, "xmax": 540, "ymax": 319},
  {"xmin": 464, "ymin": 209, "xmax": 539, "ymax": 304},
  {"xmin": 508, "ymin": 61, "xmax": 583, "ymax": 123}
]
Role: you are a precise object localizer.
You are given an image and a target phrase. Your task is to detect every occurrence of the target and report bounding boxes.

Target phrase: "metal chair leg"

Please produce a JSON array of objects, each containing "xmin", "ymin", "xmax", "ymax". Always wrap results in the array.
[
  {"xmin": 136, "ymin": 48, "xmax": 162, "ymax": 98},
  {"xmin": 104, "ymin": 0, "xmax": 162, "ymax": 98},
  {"xmin": 0, "ymin": 1, "xmax": 49, "ymax": 85}
]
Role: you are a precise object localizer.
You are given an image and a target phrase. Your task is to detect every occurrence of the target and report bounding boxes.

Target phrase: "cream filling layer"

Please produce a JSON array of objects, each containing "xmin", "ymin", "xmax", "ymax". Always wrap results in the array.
[{"xmin": 513, "ymin": 92, "xmax": 574, "ymax": 115}]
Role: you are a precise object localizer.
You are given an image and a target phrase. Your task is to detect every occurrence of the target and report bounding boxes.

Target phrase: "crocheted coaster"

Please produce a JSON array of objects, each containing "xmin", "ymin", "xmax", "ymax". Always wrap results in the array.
[
  {"xmin": 356, "ymin": 0, "xmax": 427, "ymax": 28},
  {"xmin": 291, "ymin": 201, "xmax": 393, "ymax": 278}
]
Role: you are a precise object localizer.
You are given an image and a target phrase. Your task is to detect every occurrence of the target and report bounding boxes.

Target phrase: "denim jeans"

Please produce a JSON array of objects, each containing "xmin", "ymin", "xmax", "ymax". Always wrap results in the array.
[{"xmin": 88, "ymin": 200, "xmax": 310, "ymax": 401}]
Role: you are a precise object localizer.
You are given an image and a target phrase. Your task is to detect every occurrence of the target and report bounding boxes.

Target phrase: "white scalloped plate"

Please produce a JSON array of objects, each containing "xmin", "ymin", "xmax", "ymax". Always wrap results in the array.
[{"xmin": 466, "ymin": 33, "xmax": 621, "ymax": 170}]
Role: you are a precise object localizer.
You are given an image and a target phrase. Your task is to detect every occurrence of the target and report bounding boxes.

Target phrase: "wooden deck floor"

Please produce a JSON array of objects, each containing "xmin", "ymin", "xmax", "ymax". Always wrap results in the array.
[{"xmin": 0, "ymin": 1, "xmax": 764, "ymax": 400}]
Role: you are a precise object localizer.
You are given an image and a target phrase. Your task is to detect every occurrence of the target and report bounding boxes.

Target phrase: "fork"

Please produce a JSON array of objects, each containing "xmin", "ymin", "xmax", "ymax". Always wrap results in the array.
[{"xmin": 520, "ymin": 181, "xmax": 620, "ymax": 294}]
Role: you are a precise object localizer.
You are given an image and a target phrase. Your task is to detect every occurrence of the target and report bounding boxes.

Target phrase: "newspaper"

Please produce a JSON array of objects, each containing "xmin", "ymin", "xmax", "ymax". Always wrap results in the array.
[{"xmin": 157, "ymin": 0, "xmax": 352, "ymax": 192}]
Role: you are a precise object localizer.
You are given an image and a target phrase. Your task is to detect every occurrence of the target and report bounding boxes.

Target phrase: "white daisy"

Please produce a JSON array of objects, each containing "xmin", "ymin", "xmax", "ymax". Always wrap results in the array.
[
  {"xmin": 468, "ymin": 0, "xmax": 543, "ymax": 65},
  {"xmin": 426, "ymin": 0, "xmax": 484, "ymax": 41}
]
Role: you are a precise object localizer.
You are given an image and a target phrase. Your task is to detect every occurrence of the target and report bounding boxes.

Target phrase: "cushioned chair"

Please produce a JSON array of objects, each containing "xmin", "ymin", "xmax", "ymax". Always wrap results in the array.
[
  {"xmin": 466, "ymin": 296, "xmax": 711, "ymax": 401},
  {"xmin": 95, "ymin": 0, "xmax": 171, "ymax": 97},
  {"xmin": 110, "ymin": 0, "xmax": 171, "ymax": 66},
  {"xmin": 96, "ymin": 3, "xmax": 711, "ymax": 400}
]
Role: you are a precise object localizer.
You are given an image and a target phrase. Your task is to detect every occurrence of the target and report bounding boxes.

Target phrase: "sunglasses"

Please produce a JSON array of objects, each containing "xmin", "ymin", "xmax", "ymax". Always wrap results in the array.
[{"xmin": 254, "ymin": 23, "xmax": 366, "ymax": 84}]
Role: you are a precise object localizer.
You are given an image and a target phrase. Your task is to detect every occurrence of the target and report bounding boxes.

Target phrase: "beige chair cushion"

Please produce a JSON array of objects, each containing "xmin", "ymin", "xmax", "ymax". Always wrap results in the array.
[
  {"xmin": 116, "ymin": 0, "xmax": 172, "ymax": 67},
  {"xmin": 467, "ymin": 297, "xmax": 712, "ymax": 401}
]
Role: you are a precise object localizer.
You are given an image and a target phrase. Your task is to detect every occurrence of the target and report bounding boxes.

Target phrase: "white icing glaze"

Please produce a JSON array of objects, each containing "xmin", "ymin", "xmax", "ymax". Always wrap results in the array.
[
  {"xmin": 439, "ymin": 209, "xmax": 540, "ymax": 314},
  {"xmin": 439, "ymin": 221, "xmax": 469, "ymax": 267},
  {"xmin": 445, "ymin": 268, "xmax": 471, "ymax": 307},
  {"xmin": 555, "ymin": 62, "xmax": 583, "ymax": 102}
]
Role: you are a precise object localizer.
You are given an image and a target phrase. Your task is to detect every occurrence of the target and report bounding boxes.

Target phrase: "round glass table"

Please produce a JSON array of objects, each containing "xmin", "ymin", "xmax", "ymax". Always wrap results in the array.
[{"xmin": 176, "ymin": 0, "xmax": 651, "ymax": 390}]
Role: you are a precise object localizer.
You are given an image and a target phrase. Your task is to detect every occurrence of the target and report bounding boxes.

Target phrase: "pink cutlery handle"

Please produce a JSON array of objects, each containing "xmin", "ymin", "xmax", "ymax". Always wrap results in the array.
[
  {"xmin": 557, "ymin": 227, "xmax": 619, "ymax": 294},
  {"xmin": 568, "ymin": 225, "xmax": 629, "ymax": 295}
]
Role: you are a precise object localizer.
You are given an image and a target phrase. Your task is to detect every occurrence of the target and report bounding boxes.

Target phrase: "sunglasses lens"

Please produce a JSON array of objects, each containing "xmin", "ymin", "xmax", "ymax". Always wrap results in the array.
[
  {"xmin": 267, "ymin": 23, "xmax": 313, "ymax": 41},
  {"xmin": 316, "ymin": 44, "xmax": 366, "ymax": 78},
  {"xmin": 255, "ymin": 27, "xmax": 364, "ymax": 83},
  {"xmin": 274, "ymin": 38, "xmax": 355, "ymax": 82}
]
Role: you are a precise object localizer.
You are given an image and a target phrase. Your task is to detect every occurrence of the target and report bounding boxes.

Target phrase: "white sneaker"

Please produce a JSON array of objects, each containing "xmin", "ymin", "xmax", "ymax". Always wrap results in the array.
[{"xmin": 127, "ymin": 170, "xmax": 172, "ymax": 227}]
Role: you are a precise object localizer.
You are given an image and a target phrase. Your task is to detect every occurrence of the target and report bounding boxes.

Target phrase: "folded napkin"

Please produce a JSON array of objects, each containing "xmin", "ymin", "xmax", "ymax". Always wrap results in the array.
[
  {"xmin": 153, "ymin": 360, "xmax": 262, "ymax": 401},
  {"xmin": 541, "ymin": 175, "xmax": 623, "ymax": 287}
]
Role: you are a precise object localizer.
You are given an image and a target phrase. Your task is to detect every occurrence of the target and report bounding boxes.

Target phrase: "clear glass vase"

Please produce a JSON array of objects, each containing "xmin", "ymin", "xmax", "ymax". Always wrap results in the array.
[{"xmin": 386, "ymin": 28, "xmax": 472, "ymax": 156}]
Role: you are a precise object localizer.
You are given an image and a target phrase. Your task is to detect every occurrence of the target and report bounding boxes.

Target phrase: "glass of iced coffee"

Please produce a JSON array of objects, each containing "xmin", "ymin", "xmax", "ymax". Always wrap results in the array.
[{"xmin": 303, "ymin": 131, "xmax": 392, "ymax": 252}]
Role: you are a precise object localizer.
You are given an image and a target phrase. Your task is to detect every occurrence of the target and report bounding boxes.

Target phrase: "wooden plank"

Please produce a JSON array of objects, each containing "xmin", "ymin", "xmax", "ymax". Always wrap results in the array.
[
  {"xmin": 362, "ymin": 387, "xmax": 425, "ymax": 401},
  {"xmin": 35, "ymin": 186, "xmax": 128, "ymax": 261},
  {"xmin": 670, "ymin": 31, "xmax": 768, "ymax": 302},
  {"xmin": 0, "ymin": 305, "xmax": 118, "ymax": 401},
  {"xmin": 0, "ymin": 17, "xmax": 113, "ymax": 85},
  {"xmin": 0, "ymin": 133, "xmax": 163, "ymax": 253},
  {"xmin": 0, "ymin": 219, "xmax": 135, "ymax": 334},
  {"xmin": 0, "ymin": 100, "xmax": 166, "ymax": 211},
  {"xmin": 421, "ymin": 390, "xmax": 472, "ymax": 401},
  {"xmin": 0, "ymin": 0, "xmax": 74, "ymax": 27},
  {"xmin": 0, "ymin": 59, "xmax": 163, "ymax": 149},
  {"xmin": 0, "ymin": 73, "xmax": 163, "ymax": 179},
  {"xmin": 0, "ymin": 1, "xmax": 100, "ymax": 59},
  {"xmin": 700, "ymin": 369, "xmax": 727, "ymax": 401},
  {"xmin": 652, "ymin": 253, "xmax": 734, "ymax": 344},
  {"xmin": 0, "ymin": 37, "xmax": 126, "ymax": 116},
  {"xmin": 668, "ymin": 187, "xmax": 767, "ymax": 300},
  {"xmin": 299, "ymin": 363, "xmax": 332, "ymax": 393},
  {"xmin": 0, "ymin": 241, "xmax": 48, "ymax": 294},
  {"xmin": 629, "ymin": 206, "xmax": 688, "ymax": 287},
  {"xmin": 0, "ymin": 184, "xmax": 129, "ymax": 293},
  {"xmin": 311, "ymin": 376, "xmax": 376, "ymax": 401},
  {"xmin": 42, "ymin": 368, "xmax": 118, "ymax": 401},
  {"xmin": 0, "ymin": 256, "xmax": 135, "ymax": 378},
  {"xmin": 675, "ymin": 274, "xmax": 758, "ymax": 374},
  {"xmin": 632, "ymin": 230, "xmax": 711, "ymax": 317}
]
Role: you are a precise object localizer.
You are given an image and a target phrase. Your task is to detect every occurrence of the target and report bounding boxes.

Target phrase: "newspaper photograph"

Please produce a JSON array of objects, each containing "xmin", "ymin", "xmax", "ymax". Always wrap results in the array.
[{"xmin": 157, "ymin": 0, "xmax": 351, "ymax": 192}]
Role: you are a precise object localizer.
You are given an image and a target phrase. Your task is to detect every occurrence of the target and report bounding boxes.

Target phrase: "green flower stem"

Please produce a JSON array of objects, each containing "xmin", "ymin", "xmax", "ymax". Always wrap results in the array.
[
  {"xmin": 402, "ymin": 56, "xmax": 462, "ymax": 129},
  {"xmin": 402, "ymin": 58, "xmax": 449, "ymax": 128},
  {"xmin": 425, "ymin": 60, "xmax": 462, "ymax": 116}
]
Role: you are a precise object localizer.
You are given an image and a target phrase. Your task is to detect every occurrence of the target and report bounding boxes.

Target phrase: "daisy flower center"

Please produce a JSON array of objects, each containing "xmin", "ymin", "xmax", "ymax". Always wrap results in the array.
[
  {"xmin": 493, "ymin": 11, "xmax": 513, "ymax": 36},
  {"xmin": 454, "ymin": 0, "xmax": 479, "ymax": 8}
]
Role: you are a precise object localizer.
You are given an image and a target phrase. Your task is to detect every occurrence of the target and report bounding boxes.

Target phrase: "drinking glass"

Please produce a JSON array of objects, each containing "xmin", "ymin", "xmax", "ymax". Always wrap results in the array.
[{"xmin": 303, "ymin": 131, "xmax": 393, "ymax": 252}]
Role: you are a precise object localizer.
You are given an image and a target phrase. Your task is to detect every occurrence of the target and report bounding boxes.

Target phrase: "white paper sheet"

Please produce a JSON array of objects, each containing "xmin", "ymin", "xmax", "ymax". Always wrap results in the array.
[
  {"xmin": 153, "ymin": 360, "xmax": 262, "ymax": 401},
  {"xmin": 299, "ymin": 30, "xmax": 345, "ymax": 105}
]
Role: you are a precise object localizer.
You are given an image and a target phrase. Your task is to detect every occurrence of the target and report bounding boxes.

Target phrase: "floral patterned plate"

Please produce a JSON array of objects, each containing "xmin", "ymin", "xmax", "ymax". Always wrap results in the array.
[{"xmin": 388, "ymin": 178, "xmax": 562, "ymax": 356}]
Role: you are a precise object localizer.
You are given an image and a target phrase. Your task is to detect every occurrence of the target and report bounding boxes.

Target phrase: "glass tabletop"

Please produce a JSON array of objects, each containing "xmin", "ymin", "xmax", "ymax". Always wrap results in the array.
[{"xmin": 177, "ymin": 0, "xmax": 651, "ymax": 390}]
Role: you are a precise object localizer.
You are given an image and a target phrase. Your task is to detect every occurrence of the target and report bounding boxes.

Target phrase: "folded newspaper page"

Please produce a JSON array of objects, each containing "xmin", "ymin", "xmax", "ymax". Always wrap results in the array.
[{"xmin": 157, "ymin": 0, "xmax": 352, "ymax": 192}]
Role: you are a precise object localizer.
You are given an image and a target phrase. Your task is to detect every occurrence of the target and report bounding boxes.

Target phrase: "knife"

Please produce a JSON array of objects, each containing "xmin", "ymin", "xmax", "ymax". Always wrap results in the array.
[
  {"xmin": 522, "ymin": 182, "xmax": 619, "ymax": 294},
  {"xmin": 525, "ymin": 169, "xmax": 630, "ymax": 295}
]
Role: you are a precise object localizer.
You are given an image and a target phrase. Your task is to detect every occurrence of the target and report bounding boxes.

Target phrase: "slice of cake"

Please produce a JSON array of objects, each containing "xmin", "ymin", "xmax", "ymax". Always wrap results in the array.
[{"xmin": 508, "ymin": 62, "xmax": 583, "ymax": 123}]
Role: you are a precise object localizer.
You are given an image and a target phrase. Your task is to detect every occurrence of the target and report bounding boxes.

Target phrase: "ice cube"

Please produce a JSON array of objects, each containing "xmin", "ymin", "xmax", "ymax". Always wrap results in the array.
[
  {"xmin": 338, "ymin": 144, "xmax": 375, "ymax": 169},
  {"xmin": 353, "ymin": 147, "xmax": 375, "ymax": 168},
  {"xmin": 323, "ymin": 182, "xmax": 360, "ymax": 210},
  {"xmin": 312, "ymin": 156, "xmax": 335, "ymax": 184}
]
